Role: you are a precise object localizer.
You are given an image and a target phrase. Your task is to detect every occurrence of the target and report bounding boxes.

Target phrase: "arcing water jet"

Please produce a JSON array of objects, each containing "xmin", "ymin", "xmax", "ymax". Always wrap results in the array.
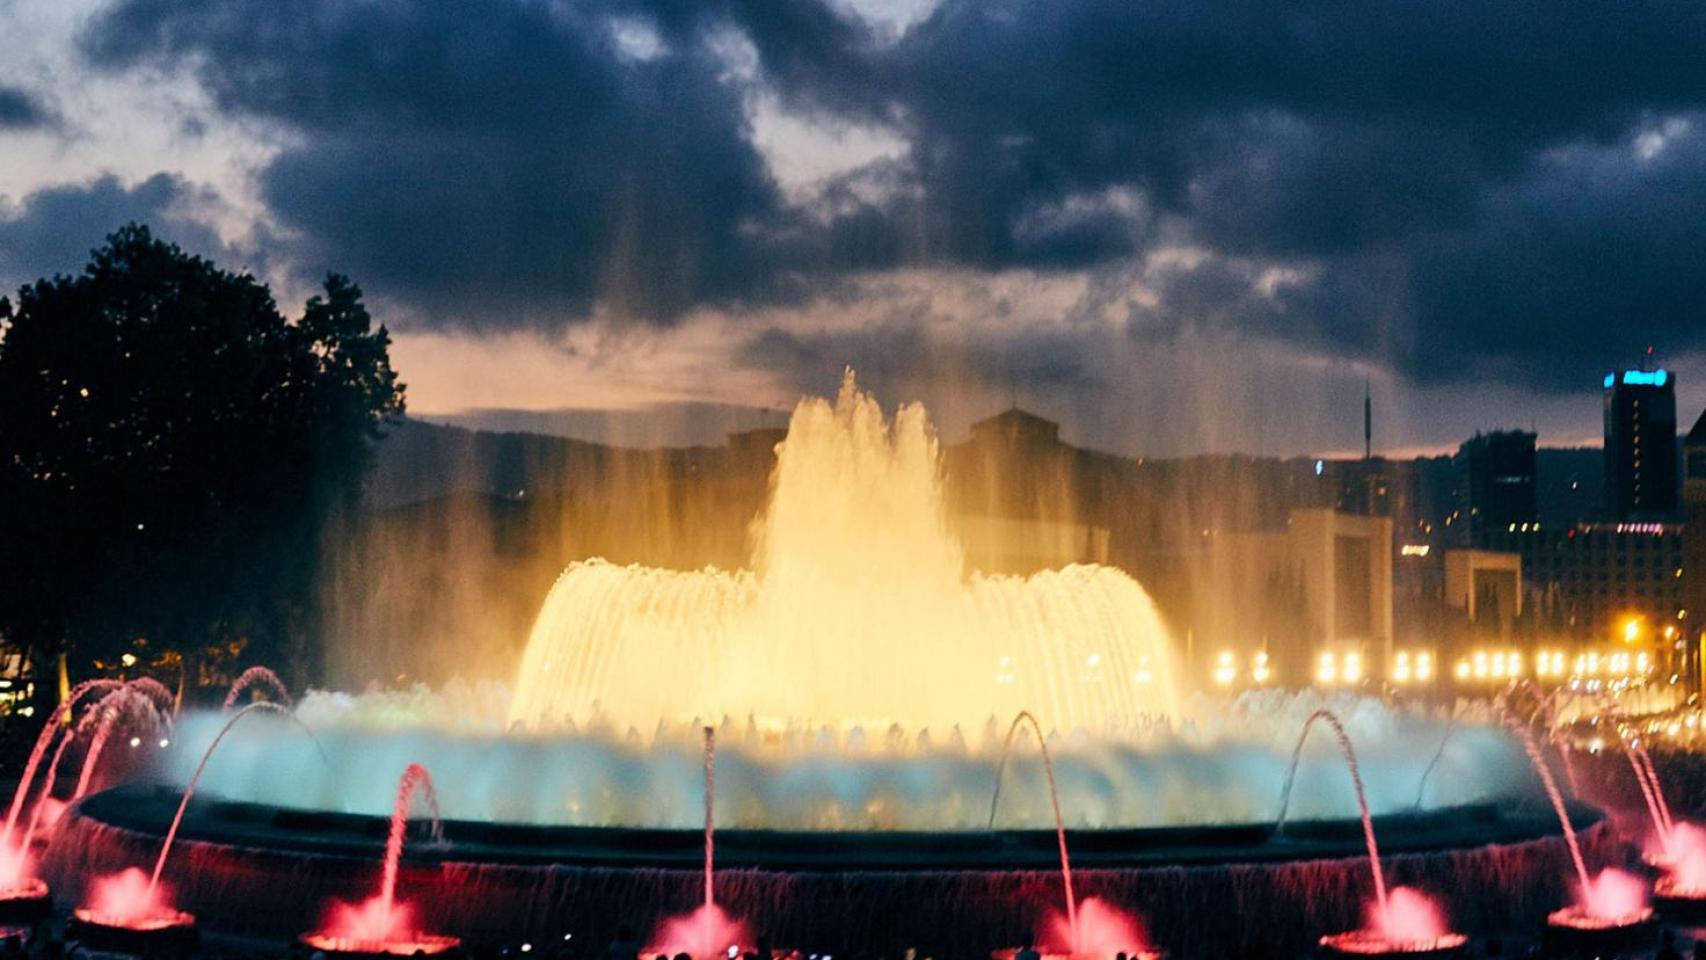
[
  {"xmin": 223, "ymin": 667, "xmax": 292, "ymax": 711},
  {"xmin": 301, "ymin": 763, "xmax": 459, "ymax": 956},
  {"xmin": 1497, "ymin": 709, "xmax": 1652, "ymax": 938},
  {"xmin": 1282, "ymin": 711, "xmax": 1466, "ymax": 957}
]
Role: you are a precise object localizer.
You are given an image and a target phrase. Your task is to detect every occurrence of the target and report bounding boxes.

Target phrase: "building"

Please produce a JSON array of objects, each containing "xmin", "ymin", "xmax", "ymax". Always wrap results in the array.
[
  {"xmin": 1684, "ymin": 409, "xmax": 1706, "ymax": 688},
  {"xmin": 1455, "ymin": 430, "xmax": 1537, "ymax": 547},
  {"xmin": 1603, "ymin": 368, "xmax": 1678, "ymax": 520},
  {"xmin": 1488, "ymin": 522, "xmax": 1685, "ymax": 644},
  {"xmin": 1443, "ymin": 549, "xmax": 1523, "ymax": 628},
  {"xmin": 1197, "ymin": 508, "xmax": 1394, "ymax": 686}
]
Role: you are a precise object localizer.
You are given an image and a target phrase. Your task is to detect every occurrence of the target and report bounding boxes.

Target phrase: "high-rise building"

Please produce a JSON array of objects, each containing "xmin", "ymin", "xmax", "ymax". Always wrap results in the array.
[
  {"xmin": 1684, "ymin": 408, "xmax": 1706, "ymax": 687},
  {"xmin": 1455, "ymin": 430, "xmax": 1537, "ymax": 547},
  {"xmin": 1603, "ymin": 368, "xmax": 1678, "ymax": 520}
]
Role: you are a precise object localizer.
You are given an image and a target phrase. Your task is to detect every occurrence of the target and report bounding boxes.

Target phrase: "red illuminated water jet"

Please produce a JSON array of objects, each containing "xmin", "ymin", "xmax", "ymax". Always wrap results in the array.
[
  {"xmin": 73, "ymin": 701, "xmax": 317, "ymax": 952},
  {"xmin": 1279, "ymin": 711, "xmax": 1465, "ymax": 960},
  {"xmin": 1317, "ymin": 887, "xmax": 1466, "ymax": 959},
  {"xmin": 222, "ymin": 666, "xmax": 292, "ymax": 711},
  {"xmin": 0, "ymin": 679, "xmax": 159, "ymax": 923},
  {"xmin": 68, "ymin": 867, "xmax": 197, "ymax": 955},
  {"xmin": 1494, "ymin": 710, "xmax": 1654, "ymax": 950},
  {"xmin": 990, "ymin": 713, "xmax": 1158, "ymax": 960},
  {"xmin": 646, "ymin": 727, "xmax": 759, "ymax": 960},
  {"xmin": 299, "ymin": 763, "xmax": 461, "ymax": 958},
  {"xmin": 1016, "ymin": 896, "xmax": 1158, "ymax": 960}
]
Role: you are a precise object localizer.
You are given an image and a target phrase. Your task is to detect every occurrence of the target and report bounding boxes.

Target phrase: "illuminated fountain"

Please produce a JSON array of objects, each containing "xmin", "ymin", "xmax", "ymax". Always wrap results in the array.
[
  {"xmin": 508, "ymin": 372, "xmax": 1180, "ymax": 734},
  {"xmin": 300, "ymin": 763, "xmax": 462, "ymax": 958},
  {"xmin": 223, "ymin": 666, "xmax": 293, "ymax": 711},
  {"xmin": 71, "ymin": 702, "xmax": 320, "ymax": 954},
  {"xmin": 989, "ymin": 712, "xmax": 1156, "ymax": 960},
  {"xmin": 1495, "ymin": 715, "xmax": 1654, "ymax": 952},
  {"xmin": 645, "ymin": 727, "xmax": 751, "ymax": 960},
  {"xmin": 1277, "ymin": 711, "xmax": 1465, "ymax": 960},
  {"xmin": 44, "ymin": 374, "xmax": 1577, "ymax": 958},
  {"xmin": 0, "ymin": 678, "xmax": 173, "ymax": 922}
]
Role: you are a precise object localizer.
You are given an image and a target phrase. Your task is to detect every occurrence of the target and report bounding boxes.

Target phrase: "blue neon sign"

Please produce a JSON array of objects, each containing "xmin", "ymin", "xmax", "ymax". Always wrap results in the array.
[{"xmin": 1621, "ymin": 369, "xmax": 1669, "ymax": 387}]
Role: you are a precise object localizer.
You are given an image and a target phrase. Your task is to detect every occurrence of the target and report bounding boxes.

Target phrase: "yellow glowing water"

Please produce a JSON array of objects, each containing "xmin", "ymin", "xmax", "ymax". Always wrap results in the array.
[{"xmin": 508, "ymin": 372, "xmax": 1180, "ymax": 733}]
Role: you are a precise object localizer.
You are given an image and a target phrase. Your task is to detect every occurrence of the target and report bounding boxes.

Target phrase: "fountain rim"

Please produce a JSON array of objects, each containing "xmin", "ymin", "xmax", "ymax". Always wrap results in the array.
[{"xmin": 70, "ymin": 784, "xmax": 1599, "ymax": 873}]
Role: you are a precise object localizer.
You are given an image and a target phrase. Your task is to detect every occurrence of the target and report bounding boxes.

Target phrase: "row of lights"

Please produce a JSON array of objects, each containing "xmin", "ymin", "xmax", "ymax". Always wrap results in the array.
[{"xmin": 1205, "ymin": 646, "xmax": 1654, "ymax": 687}]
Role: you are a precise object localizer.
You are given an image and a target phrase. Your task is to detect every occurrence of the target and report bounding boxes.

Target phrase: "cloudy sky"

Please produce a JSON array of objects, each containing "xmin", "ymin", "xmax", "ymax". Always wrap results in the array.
[{"xmin": 4, "ymin": 0, "xmax": 1706, "ymax": 456}]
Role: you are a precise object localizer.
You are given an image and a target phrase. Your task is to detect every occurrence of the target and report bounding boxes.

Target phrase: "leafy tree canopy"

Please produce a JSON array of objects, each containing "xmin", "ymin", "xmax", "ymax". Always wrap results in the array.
[{"xmin": 0, "ymin": 224, "xmax": 404, "ymax": 686}]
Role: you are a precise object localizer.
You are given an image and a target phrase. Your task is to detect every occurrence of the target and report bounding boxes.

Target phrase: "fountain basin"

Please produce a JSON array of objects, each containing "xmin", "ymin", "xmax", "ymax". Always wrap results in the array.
[
  {"xmin": 1541, "ymin": 905, "xmax": 1655, "ymax": 956},
  {"xmin": 298, "ymin": 931, "xmax": 463, "ymax": 959},
  {"xmin": 1652, "ymin": 873, "xmax": 1706, "ymax": 922},
  {"xmin": 991, "ymin": 951, "xmax": 1161, "ymax": 960},
  {"xmin": 43, "ymin": 785, "xmax": 1609, "ymax": 959},
  {"xmin": 69, "ymin": 907, "xmax": 199, "ymax": 956},
  {"xmin": 1317, "ymin": 931, "xmax": 1468, "ymax": 959},
  {"xmin": 0, "ymin": 879, "xmax": 51, "ymax": 925}
]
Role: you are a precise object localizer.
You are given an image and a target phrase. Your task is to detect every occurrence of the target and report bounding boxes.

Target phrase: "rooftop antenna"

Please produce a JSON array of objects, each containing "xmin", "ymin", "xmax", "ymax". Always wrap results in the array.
[{"xmin": 1363, "ymin": 377, "xmax": 1372, "ymax": 461}]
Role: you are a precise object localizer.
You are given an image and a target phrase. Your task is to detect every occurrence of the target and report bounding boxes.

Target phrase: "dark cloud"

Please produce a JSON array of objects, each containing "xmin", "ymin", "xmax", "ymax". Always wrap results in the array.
[
  {"xmin": 0, "ymin": 86, "xmax": 52, "ymax": 130},
  {"xmin": 79, "ymin": 0, "xmax": 1706, "ymax": 392},
  {"xmin": 0, "ymin": 174, "xmax": 229, "ymax": 293},
  {"xmin": 83, "ymin": 0, "xmax": 805, "ymax": 326}
]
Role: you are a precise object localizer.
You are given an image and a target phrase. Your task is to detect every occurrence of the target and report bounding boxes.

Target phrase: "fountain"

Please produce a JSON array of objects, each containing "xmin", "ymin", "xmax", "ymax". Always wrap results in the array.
[
  {"xmin": 0, "ymin": 677, "xmax": 170, "ymax": 922},
  {"xmin": 42, "ymin": 376, "xmax": 1575, "ymax": 958},
  {"xmin": 646, "ymin": 726, "xmax": 752, "ymax": 960},
  {"xmin": 1495, "ymin": 713, "xmax": 1654, "ymax": 952},
  {"xmin": 70, "ymin": 701, "xmax": 320, "ymax": 955},
  {"xmin": 300, "ymin": 763, "xmax": 461, "ymax": 958},
  {"xmin": 1278, "ymin": 711, "xmax": 1465, "ymax": 960},
  {"xmin": 70, "ymin": 679, "xmax": 175, "ymax": 805},
  {"xmin": 989, "ymin": 711, "xmax": 1156, "ymax": 960},
  {"xmin": 223, "ymin": 666, "xmax": 292, "ymax": 711}
]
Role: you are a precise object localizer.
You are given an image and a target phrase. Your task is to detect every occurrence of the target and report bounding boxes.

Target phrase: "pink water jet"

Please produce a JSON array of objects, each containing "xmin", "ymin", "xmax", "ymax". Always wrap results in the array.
[
  {"xmin": 649, "ymin": 903, "xmax": 752, "ymax": 960},
  {"xmin": 300, "ymin": 763, "xmax": 460, "ymax": 956},
  {"xmin": 1036, "ymin": 897, "xmax": 1156, "ymax": 960},
  {"xmin": 72, "ymin": 678, "xmax": 175, "ymax": 804},
  {"xmin": 1320, "ymin": 886, "xmax": 1467, "ymax": 955},
  {"xmin": 1284, "ymin": 712, "xmax": 1466, "ymax": 958},
  {"xmin": 68, "ymin": 699, "xmax": 323, "ymax": 940},
  {"xmin": 1497, "ymin": 709, "xmax": 1654, "ymax": 932},
  {"xmin": 647, "ymin": 726, "xmax": 756, "ymax": 960},
  {"xmin": 990, "ymin": 711, "xmax": 1080, "ymax": 945},
  {"xmin": 222, "ymin": 667, "xmax": 292, "ymax": 711},
  {"xmin": 2, "ymin": 679, "xmax": 121, "ymax": 848},
  {"xmin": 74, "ymin": 866, "xmax": 190, "ymax": 930}
]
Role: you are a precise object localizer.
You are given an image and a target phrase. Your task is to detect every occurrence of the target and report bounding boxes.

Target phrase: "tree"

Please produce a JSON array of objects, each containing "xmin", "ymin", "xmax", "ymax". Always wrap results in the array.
[{"xmin": 0, "ymin": 224, "xmax": 404, "ymax": 696}]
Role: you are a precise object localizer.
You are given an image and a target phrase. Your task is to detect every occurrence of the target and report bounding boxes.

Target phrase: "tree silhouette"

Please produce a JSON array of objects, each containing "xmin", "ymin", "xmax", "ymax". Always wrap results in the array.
[{"xmin": 0, "ymin": 224, "xmax": 403, "ymax": 695}]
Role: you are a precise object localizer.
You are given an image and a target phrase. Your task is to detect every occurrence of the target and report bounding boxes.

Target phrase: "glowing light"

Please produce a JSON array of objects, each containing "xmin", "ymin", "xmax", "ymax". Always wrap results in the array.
[
  {"xmin": 120, "ymin": 653, "xmax": 137, "ymax": 668},
  {"xmin": 1212, "ymin": 651, "xmax": 1236, "ymax": 687},
  {"xmin": 1342, "ymin": 652, "xmax": 1362, "ymax": 683},
  {"xmin": 1250, "ymin": 651, "xmax": 1271, "ymax": 685},
  {"xmin": 1316, "ymin": 652, "xmax": 1337, "ymax": 685},
  {"xmin": 647, "ymin": 903, "xmax": 751, "ymax": 959},
  {"xmin": 1622, "ymin": 369, "xmax": 1669, "ymax": 387},
  {"xmin": 1399, "ymin": 544, "xmax": 1430, "ymax": 557}
]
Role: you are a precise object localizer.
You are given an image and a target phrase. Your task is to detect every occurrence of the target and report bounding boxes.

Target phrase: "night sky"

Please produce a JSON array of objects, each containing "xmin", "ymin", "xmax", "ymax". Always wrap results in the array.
[{"xmin": 4, "ymin": 0, "xmax": 1706, "ymax": 456}]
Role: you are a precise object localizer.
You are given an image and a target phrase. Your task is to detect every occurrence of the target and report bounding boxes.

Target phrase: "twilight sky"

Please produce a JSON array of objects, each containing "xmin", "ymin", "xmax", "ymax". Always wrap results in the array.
[{"xmin": 4, "ymin": 0, "xmax": 1706, "ymax": 456}]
